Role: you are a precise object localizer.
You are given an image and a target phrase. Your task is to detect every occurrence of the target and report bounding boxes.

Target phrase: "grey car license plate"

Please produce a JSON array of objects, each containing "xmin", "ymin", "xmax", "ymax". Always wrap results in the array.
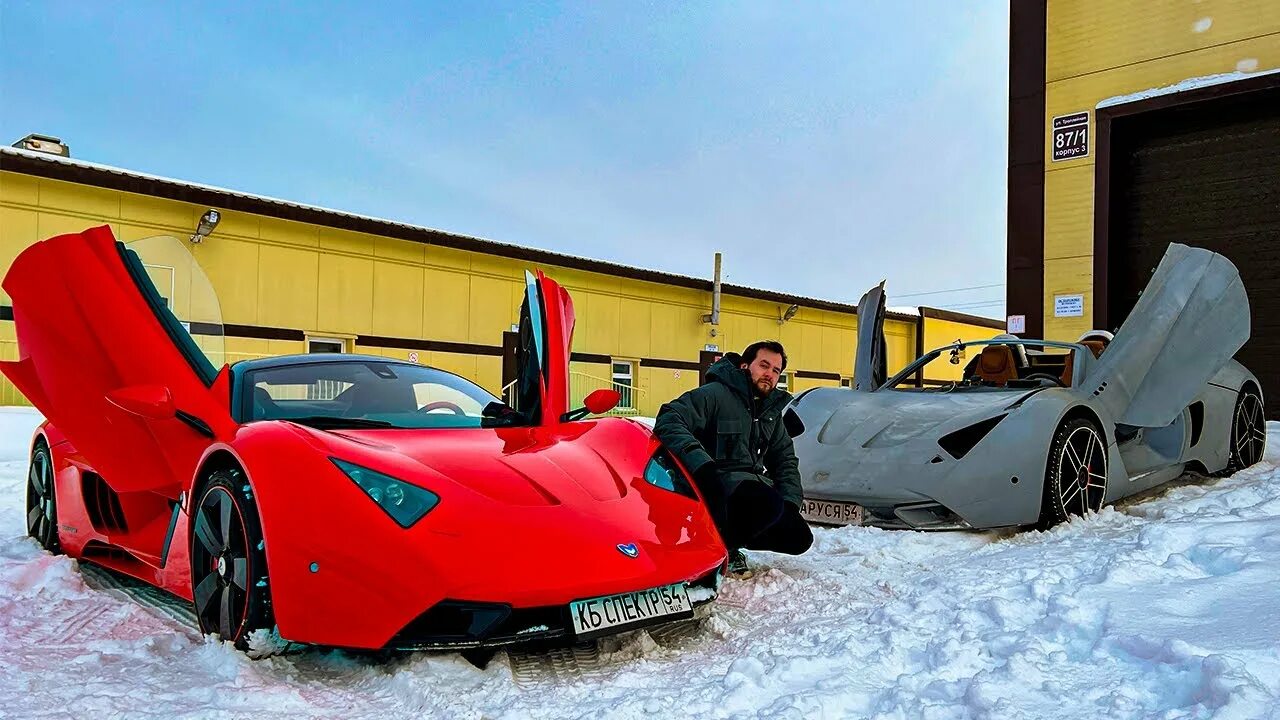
[{"xmin": 801, "ymin": 498, "xmax": 865, "ymax": 526}]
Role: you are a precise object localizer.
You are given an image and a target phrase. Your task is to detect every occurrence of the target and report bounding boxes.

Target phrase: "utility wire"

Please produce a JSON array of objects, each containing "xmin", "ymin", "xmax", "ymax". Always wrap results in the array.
[
  {"xmin": 935, "ymin": 300, "xmax": 1006, "ymax": 310},
  {"xmin": 889, "ymin": 282, "xmax": 1005, "ymax": 300}
]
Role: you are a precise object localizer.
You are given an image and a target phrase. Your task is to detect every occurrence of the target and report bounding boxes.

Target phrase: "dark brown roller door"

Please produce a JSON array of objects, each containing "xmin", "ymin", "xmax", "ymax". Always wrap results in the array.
[{"xmin": 1106, "ymin": 87, "xmax": 1280, "ymax": 417}]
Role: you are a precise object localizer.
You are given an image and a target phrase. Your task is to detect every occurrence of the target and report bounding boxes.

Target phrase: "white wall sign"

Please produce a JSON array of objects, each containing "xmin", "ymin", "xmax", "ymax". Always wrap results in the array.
[
  {"xmin": 1051, "ymin": 111, "xmax": 1089, "ymax": 161},
  {"xmin": 703, "ymin": 344, "xmax": 719, "ymax": 352},
  {"xmin": 1006, "ymin": 315, "xmax": 1026, "ymax": 334},
  {"xmin": 1054, "ymin": 294, "xmax": 1085, "ymax": 318},
  {"xmin": 408, "ymin": 351, "xmax": 420, "ymax": 363}
]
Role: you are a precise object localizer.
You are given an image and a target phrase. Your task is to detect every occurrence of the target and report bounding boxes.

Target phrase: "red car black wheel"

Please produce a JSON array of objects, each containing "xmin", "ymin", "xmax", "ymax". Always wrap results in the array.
[
  {"xmin": 26, "ymin": 440, "xmax": 59, "ymax": 554},
  {"xmin": 190, "ymin": 469, "xmax": 272, "ymax": 649}
]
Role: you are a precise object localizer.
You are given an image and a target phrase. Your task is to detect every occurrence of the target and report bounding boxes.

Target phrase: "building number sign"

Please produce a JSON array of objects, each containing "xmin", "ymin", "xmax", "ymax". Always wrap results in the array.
[{"xmin": 1051, "ymin": 111, "xmax": 1089, "ymax": 161}]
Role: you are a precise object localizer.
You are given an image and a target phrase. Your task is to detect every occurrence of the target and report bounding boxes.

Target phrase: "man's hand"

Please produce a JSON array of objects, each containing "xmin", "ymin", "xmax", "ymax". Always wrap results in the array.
[{"xmin": 692, "ymin": 460, "xmax": 720, "ymax": 490}]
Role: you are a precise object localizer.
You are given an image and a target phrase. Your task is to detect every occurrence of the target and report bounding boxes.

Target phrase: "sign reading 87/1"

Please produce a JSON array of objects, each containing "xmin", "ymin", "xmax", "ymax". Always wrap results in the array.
[{"xmin": 1052, "ymin": 111, "xmax": 1089, "ymax": 161}]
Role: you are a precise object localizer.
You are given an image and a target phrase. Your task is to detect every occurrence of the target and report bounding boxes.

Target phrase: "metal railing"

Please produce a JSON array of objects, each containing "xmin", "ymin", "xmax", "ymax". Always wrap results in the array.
[{"xmin": 570, "ymin": 371, "xmax": 643, "ymax": 416}]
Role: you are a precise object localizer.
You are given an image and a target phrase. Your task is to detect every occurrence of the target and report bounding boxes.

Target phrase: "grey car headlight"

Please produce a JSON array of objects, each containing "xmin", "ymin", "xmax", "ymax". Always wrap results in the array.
[
  {"xmin": 331, "ymin": 458, "xmax": 440, "ymax": 528},
  {"xmin": 937, "ymin": 414, "xmax": 1007, "ymax": 460}
]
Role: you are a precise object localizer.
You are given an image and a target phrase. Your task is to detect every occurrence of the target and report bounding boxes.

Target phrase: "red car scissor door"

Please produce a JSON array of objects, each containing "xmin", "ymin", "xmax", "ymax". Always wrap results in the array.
[
  {"xmin": 511, "ymin": 270, "xmax": 576, "ymax": 424},
  {"xmin": 1, "ymin": 226, "xmax": 232, "ymax": 496}
]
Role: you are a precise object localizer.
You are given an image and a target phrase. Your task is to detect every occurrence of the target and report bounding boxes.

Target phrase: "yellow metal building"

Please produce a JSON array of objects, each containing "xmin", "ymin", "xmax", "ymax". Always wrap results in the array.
[
  {"xmin": 1006, "ymin": 0, "xmax": 1279, "ymax": 412},
  {"xmin": 1, "ymin": 146, "xmax": 1001, "ymax": 412}
]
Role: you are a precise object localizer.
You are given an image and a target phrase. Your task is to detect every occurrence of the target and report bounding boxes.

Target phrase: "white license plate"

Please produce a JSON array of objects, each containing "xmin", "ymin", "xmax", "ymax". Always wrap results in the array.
[
  {"xmin": 570, "ymin": 583, "xmax": 693, "ymax": 638},
  {"xmin": 801, "ymin": 498, "xmax": 864, "ymax": 526}
]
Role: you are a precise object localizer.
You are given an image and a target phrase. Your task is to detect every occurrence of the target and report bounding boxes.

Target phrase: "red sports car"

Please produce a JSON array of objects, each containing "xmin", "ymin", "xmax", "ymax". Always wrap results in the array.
[{"xmin": 5, "ymin": 226, "xmax": 726, "ymax": 652}]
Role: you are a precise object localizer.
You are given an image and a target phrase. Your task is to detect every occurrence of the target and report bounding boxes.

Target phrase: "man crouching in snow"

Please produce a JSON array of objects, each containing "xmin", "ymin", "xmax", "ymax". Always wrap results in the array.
[{"xmin": 654, "ymin": 341, "xmax": 812, "ymax": 575}]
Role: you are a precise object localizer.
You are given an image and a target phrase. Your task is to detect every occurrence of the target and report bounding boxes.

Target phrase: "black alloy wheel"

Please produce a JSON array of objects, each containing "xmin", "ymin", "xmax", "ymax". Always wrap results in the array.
[
  {"xmin": 26, "ymin": 440, "xmax": 60, "ymax": 553},
  {"xmin": 1227, "ymin": 386, "xmax": 1266, "ymax": 473},
  {"xmin": 190, "ymin": 469, "xmax": 272, "ymax": 649},
  {"xmin": 1039, "ymin": 417, "xmax": 1108, "ymax": 529}
]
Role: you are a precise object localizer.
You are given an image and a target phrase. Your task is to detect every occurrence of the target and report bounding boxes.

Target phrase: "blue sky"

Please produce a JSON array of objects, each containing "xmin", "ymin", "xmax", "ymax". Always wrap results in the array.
[{"xmin": 1, "ymin": 1, "xmax": 1010, "ymax": 316}]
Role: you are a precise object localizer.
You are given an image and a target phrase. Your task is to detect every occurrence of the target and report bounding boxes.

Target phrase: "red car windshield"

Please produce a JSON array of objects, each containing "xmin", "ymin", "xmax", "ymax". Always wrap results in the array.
[{"xmin": 244, "ymin": 361, "xmax": 501, "ymax": 429}]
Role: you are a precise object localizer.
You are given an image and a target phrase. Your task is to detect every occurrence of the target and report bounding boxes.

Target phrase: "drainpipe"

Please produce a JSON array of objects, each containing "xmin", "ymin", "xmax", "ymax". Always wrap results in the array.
[{"xmin": 701, "ymin": 252, "xmax": 722, "ymax": 328}]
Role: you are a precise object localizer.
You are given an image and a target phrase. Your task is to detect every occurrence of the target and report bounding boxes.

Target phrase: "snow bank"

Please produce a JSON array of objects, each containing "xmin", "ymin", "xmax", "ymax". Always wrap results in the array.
[{"xmin": 2, "ymin": 407, "xmax": 1279, "ymax": 718}]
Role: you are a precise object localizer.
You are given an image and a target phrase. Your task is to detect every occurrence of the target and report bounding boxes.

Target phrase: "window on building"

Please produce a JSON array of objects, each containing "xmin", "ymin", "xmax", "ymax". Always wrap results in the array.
[
  {"xmin": 841, "ymin": 377, "xmax": 852, "ymax": 388},
  {"xmin": 612, "ymin": 360, "xmax": 636, "ymax": 409},
  {"xmin": 308, "ymin": 337, "xmax": 347, "ymax": 354},
  {"xmin": 778, "ymin": 372, "xmax": 790, "ymax": 393}
]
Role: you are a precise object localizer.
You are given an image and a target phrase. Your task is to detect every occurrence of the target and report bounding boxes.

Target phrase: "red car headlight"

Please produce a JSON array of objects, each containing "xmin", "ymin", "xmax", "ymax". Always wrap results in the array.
[{"xmin": 643, "ymin": 452, "xmax": 699, "ymax": 500}]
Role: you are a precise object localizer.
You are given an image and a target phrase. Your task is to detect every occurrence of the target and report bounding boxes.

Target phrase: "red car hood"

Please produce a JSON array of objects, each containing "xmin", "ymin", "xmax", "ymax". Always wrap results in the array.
[
  {"xmin": 272, "ymin": 417, "xmax": 725, "ymax": 616},
  {"xmin": 327, "ymin": 422, "xmax": 634, "ymax": 506}
]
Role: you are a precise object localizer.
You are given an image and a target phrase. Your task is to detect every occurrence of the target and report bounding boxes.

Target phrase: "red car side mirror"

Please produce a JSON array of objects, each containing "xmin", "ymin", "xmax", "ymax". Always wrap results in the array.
[
  {"xmin": 584, "ymin": 389, "xmax": 621, "ymax": 415},
  {"xmin": 107, "ymin": 384, "xmax": 177, "ymax": 420}
]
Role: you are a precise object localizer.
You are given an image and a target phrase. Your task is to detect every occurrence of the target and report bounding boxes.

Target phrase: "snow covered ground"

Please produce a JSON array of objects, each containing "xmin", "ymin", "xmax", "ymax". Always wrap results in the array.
[{"xmin": 3, "ymin": 405, "xmax": 1279, "ymax": 719}]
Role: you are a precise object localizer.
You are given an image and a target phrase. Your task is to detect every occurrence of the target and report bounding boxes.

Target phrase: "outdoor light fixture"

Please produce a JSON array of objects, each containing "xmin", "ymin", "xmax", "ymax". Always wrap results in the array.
[
  {"xmin": 190, "ymin": 209, "xmax": 221, "ymax": 244},
  {"xmin": 778, "ymin": 304, "xmax": 799, "ymax": 324}
]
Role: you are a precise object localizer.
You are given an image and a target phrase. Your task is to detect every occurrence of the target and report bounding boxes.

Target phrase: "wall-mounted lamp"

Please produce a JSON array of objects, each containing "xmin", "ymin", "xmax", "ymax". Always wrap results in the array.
[
  {"xmin": 778, "ymin": 303, "xmax": 799, "ymax": 325},
  {"xmin": 190, "ymin": 209, "xmax": 221, "ymax": 244}
]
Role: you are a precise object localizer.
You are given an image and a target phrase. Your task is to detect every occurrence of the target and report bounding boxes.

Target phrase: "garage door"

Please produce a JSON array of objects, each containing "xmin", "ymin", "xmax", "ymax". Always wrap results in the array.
[{"xmin": 1107, "ymin": 86, "xmax": 1280, "ymax": 417}]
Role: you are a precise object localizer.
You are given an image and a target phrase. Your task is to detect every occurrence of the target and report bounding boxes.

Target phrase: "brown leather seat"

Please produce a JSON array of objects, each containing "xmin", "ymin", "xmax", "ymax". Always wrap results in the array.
[
  {"xmin": 975, "ymin": 346, "xmax": 1018, "ymax": 386},
  {"xmin": 1061, "ymin": 340, "xmax": 1107, "ymax": 386}
]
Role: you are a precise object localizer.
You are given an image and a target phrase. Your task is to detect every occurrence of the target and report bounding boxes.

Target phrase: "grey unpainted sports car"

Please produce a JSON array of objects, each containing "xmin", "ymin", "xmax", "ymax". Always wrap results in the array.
[{"xmin": 789, "ymin": 243, "xmax": 1265, "ymax": 531}]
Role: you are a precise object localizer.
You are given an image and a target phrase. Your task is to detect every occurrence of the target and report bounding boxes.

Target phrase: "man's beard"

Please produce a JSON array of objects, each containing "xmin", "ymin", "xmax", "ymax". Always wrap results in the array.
[{"xmin": 751, "ymin": 376, "xmax": 774, "ymax": 397}]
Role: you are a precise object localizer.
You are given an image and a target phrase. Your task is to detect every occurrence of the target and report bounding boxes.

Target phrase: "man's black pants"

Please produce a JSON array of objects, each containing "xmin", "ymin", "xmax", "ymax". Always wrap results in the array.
[{"xmin": 701, "ymin": 477, "xmax": 813, "ymax": 555}]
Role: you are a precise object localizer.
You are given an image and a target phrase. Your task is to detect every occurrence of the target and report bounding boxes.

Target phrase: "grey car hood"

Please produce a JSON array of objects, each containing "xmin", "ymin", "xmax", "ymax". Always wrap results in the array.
[{"xmin": 800, "ymin": 388, "xmax": 1029, "ymax": 449}]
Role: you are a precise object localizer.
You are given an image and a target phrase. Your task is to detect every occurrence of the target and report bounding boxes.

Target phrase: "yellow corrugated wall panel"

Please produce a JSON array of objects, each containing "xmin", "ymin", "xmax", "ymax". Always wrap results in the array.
[
  {"xmin": 821, "ymin": 322, "xmax": 852, "ymax": 375},
  {"xmin": 467, "ymin": 276, "xmax": 516, "ymax": 345},
  {"xmin": 225, "ymin": 337, "xmax": 272, "ymax": 365},
  {"xmin": 38, "ymin": 178, "xmax": 118, "ymax": 218},
  {"xmin": 640, "ymin": 365, "xmax": 698, "ymax": 417},
  {"xmin": 319, "ymin": 226, "xmax": 371, "ymax": 255},
  {"xmin": 266, "ymin": 339, "xmax": 306, "ymax": 357},
  {"xmin": 0, "ymin": 206, "xmax": 37, "ymax": 306},
  {"xmin": 119, "ymin": 193, "xmax": 195, "ymax": 231},
  {"xmin": 258, "ymin": 245, "xmax": 318, "ymax": 330},
  {"xmin": 1043, "ymin": 164, "xmax": 1094, "ymax": 263},
  {"xmin": 372, "ymin": 261, "xmax": 425, "ymax": 339},
  {"xmin": 208, "ymin": 207, "xmax": 260, "ymax": 239},
  {"xmin": 582, "ymin": 292, "xmax": 621, "ymax": 355},
  {"xmin": 1, "ymin": 172, "xmax": 39, "ymax": 207},
  {"xmin": 617, "ymin": 297, "xmax": 653, "ymax": 359},
  {"xmin": 884, "ymin": 319, "xmax": 916, "ymax": 374},
  {"xmin": 374, "ymin": 236, "xmax": 426, "ymax": 265},
  {"xmin": 1044, "ymin": 257, "xmax": 1094, "ymax": 342},
  {"xmin": 423, "ymin": 268, "xmax": 471, "ymax": 342},
  {"xmin": 476, "ymin": 355, "xmax": 503, "ymax": 396},
  {"xmin": 317, "ymin": 253, "xmax": 374, "ymax": 335},
  {"xmin": 36, "ymin": 210, "xmax": 107, "ymax": 241},
  {"xmin": 649, "ymin": 304, "xmax": 692, "ymax": 360},
  {"xmin": 1047, "ymin": 0, "xmax": 1280, "ymax": 82},
  {"xmin": 0, "ymin": 320, "xmax": 23, "ymax": 406},
  {"xmin": 471, "ymin": 253, "xmax": 522, "ymax": 280},
  {"xmin": 429, "ymin": 351, "xmax": 477, "ymax": 383},
  {"xmin": 425, "ymin": 245, "xmax": 472, "ymax": 271},
  {"xmin": 261, "ymin": 217, "xmax": 319, "ymax": 248},
  {"xmin": 192, "ymin": 237, "xmax": 260, "ymax": 325}
]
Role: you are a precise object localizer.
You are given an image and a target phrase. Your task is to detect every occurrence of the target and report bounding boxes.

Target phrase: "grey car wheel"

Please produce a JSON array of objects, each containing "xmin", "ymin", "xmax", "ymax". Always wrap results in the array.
[
  {"xmin": 1227, "ymin": 386, "xmax": 1265, "ymax": 473},
  {"xmin": 1039, "ymin": 417, "xmax": 1107, "ymax": 529}
]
